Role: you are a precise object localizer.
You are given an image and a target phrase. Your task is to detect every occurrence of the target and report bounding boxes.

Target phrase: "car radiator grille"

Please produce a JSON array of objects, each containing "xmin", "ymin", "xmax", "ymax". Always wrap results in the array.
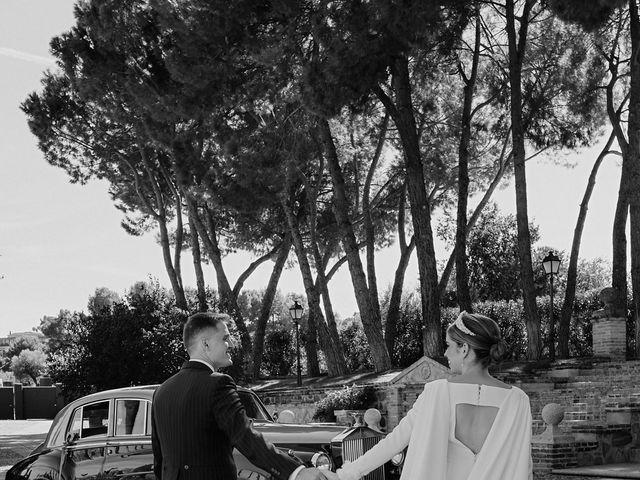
[{"xmin": 342, "ymin": 432, "xmax": 385, "ymax": 480}]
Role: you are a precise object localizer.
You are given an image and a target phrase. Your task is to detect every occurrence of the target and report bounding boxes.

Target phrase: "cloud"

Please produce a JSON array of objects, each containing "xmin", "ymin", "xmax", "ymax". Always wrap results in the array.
[{"xmin": 0, "ymin": 47, "xmax": 56, "ymax": 66}]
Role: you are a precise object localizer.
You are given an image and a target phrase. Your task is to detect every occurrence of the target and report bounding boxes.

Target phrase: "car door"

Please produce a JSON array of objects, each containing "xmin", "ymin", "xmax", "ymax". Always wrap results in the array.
[
  {"xmin": 101, "ymin": 398, "xmax": 154, "ymax": 480},
  {"xmin": 60, "ymin": 400, "xmax": 110, "ymax": 480}
]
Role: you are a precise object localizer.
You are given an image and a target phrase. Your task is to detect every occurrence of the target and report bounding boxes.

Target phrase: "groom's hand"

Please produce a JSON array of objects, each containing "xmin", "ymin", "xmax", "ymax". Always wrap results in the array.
[{"xmin": 296, "ymin": 467, "xmax": 329, "ymax": 480}]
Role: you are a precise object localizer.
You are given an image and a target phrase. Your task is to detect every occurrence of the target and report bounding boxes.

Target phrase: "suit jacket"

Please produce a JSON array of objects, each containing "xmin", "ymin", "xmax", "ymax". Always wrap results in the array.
[{"xmin": 151, "ymin": 361, "xmax": 301, "ymax": 480}]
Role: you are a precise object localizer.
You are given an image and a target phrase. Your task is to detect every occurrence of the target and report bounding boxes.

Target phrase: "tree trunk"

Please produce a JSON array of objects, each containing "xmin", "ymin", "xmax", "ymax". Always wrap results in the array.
[
  {"xmin": 304, "ymin": 307, "xmax": 321, "ymax": 377},
  {"xmin": 312, "ymin": 271, "xmax": 347, "ymax": 376},
  {"xmin": 173, "ymin": 194, "xmax": 184, "ymax": 294},
  {"xmin": 379, "ymin": 56, "xmax": 442, "ymax": 357},
  {"xmin": 385, "ymin": 182, "xmax": 415, "ymax": 362},
  {"xmin": 506, "ymin": 0, "xmax": 541, "ymax": 359},
  {"xmin": 311, "ymin": 256, "xmax": 347, "ymax": 375},
  {"xmin": 602, "ymin": 25, "xmax": 631, "ymax": 319},
  {"xmin": 282, "ymin": 196, "xmax": 324, "ymax": 376},
  {"xmin": 455, "ymin": 6, "xmax": 481, "ymax": 312},
  {"xmin": 386, "ymin": 236, "xmax": 416, "ymax": 362},
  {"xmin": 306, "ymin": 155, "xmax": 347, "ymax": 376},
  {"xmin": 631, "ymin": 204, "xmax": 640, "ymax": 356},
  {"xmin": 363, "ymin": 113, "xmax": 389, "ymax": 318},
  {"xmin": 188, "ymin": 211, "xmax": 208, "ymax": 312},
  {"xmin": 557, "ymin": 131, "xmax": 615, "ymax": 358},
  {"xmin": 612, "ymin": 190, "xmax": 629, "ymax": 311},
  {"xmin": 309, "ymin": 242, "xmax": 347, "ymax": 375},
  {"xmin": 626, "ymin": 0, "xmax": 640, "ymax": 357},
  {"xmin": 157, "ymin": 214, "xmax": 188, "ymax": 310},
  {"xmin": 252, "ymin": 234, "xmax": 292, "ymax": 378},
  {"xmin": 137, "ymin": 150, "xmax": 188, "ymax": 310},
  {"xmin": 439, "ymin": 150, "xmax": 513, "ymax": 296},
  {"xmin": 319, "ymin": 119, "xmax": 391, "ymax": 371}
]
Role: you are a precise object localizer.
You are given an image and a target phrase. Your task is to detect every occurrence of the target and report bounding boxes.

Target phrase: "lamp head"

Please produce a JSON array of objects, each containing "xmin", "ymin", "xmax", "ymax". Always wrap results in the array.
[
  {"xmin": 542, "ymin": 251, "xmax": 561, "ymax": 275},
  {"xmin": 289, "ymin": 300, "xmax": 304, "ymax": 320}
]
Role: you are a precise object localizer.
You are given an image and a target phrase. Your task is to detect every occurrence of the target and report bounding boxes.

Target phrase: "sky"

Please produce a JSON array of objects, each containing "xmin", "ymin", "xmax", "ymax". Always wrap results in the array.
[{"xmin": 0, "ymin": 1, "xmax": 625, "ymax": 336}]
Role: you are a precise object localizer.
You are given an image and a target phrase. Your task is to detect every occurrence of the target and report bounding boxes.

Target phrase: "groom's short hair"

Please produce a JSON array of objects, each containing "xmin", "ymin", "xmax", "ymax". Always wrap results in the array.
[{"xmin": 183, "ymin": 312, "xmax": 229, "ymax": 353}]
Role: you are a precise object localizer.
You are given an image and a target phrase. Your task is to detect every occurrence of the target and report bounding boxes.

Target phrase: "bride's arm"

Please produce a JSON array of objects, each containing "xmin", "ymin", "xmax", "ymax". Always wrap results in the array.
[{"xmin": 337, "ymin": 384, "xmax": 432, "ymax": 480}]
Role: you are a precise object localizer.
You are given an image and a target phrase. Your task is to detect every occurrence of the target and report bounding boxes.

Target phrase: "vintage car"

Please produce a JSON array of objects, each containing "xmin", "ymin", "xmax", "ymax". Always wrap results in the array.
[{"xmin": 6, "ymin": 384, "xmax": 403, "ymax": 480}]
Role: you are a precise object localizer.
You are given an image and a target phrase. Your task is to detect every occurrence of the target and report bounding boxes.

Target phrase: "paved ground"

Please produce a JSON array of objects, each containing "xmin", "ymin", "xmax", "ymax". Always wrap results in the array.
[{"xmin": 0, "ymin": 420, "xmax": 52, "ymax": 480}]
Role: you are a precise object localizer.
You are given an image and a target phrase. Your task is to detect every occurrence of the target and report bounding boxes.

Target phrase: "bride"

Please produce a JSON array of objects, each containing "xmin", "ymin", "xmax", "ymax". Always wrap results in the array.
[{"xmin": 325, "ymin": 311, "xmax": 532, "ymax": 480}]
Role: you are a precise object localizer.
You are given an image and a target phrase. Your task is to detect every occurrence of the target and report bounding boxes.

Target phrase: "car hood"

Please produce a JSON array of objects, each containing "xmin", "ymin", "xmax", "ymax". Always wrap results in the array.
[{"xmin": 255, "ymin": 422, "xmax": 347, "ymax": 445}]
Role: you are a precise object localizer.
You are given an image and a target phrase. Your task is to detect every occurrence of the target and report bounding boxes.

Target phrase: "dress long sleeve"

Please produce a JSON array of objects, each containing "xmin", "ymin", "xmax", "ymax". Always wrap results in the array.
[{"xmin": 337, "ymin": 381, "xmax": 433, "ymax": 480}]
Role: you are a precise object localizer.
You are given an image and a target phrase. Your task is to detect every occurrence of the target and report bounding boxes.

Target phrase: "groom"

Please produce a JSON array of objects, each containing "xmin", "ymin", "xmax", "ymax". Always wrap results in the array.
[{"xmin": 151, "ymin": 312, "xmax": 328, "ymax": 480}]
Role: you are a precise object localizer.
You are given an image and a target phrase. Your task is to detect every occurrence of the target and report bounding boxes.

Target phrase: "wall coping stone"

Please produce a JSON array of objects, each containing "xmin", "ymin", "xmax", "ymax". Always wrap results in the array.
[{"xmin": 570, "ymin": 424, "xmax": 631, "ymax": 434}]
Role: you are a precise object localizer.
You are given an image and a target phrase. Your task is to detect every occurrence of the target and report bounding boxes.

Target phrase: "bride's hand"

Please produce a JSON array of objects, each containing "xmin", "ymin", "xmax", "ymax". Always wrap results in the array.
[{"xmin": 321, "ymin": 472, "xmax": 340, "ymax": 480}]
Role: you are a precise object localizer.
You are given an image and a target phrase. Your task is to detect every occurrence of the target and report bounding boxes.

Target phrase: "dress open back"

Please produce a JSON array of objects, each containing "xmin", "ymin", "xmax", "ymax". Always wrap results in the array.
[{"xmin": 447, "ymin": 383, "xmax": 512, "ymax": 480}]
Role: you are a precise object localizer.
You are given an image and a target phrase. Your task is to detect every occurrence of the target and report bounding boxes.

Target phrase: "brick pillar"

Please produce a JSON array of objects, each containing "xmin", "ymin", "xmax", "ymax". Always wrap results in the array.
[
  {"xmin": 531, "ymin": 403, "xmax": 577, "ymax": 477},
  {"xmin": 591, "ymin": 287, "xmax": 627, "ymax": 360},
  {"xmin": 385, "ymin": 386, "xmax": 403, "ymax": 430}
]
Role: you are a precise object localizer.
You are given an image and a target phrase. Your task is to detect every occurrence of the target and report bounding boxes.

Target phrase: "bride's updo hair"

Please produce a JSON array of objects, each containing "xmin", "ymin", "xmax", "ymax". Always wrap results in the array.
[{"xmin": 447, "ymin": 311, "xmax": 509, "ymax": 367}]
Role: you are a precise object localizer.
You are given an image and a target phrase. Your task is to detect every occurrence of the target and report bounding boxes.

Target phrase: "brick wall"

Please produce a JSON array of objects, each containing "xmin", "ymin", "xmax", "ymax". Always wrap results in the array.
[
  {"xmin": 591, "ymin": 317, "xmax": 627, "ymax": 359},
  {"xmin": 257, "ymin": 385, "xmax": 392, "ymax": 424},
  {"xmin": 257, "ymin": 360, "xmax": 640, "ymax": 429}
]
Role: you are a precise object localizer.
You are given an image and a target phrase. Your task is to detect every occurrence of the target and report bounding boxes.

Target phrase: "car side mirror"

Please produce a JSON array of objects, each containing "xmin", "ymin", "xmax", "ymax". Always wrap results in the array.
[
  {"xmin": 272, "ymin": 411, "xmax": 279, "ymax": 421},
  {"xmin": 65, "ymin": 432, "xmax": 79, "ymax": 446}
]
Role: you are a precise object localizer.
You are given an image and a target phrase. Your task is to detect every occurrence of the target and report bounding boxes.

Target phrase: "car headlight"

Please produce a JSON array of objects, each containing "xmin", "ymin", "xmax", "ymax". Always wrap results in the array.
[
  {"xmin": 391, "ymin": 452, "xmax": 404, "ymax": 466},
  {"xmin": 311, "ymin": 452, "xmax": 333, "ymax": 471}
]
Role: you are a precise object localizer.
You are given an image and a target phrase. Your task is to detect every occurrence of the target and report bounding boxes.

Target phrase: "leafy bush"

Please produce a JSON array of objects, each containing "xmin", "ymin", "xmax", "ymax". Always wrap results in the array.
[
  {"xmin": 392, "ymin": 288, "xmax": 620, "ymax": 362},
  {"xmin": 48, "ymin": 281, "xmax": 190, "ymax": 400},
  {"xmin": 261, "ymin": 328, "xmax": 295, "ymax": 377},
  {"xmin": 392, "ymin": 292, "xmax": 425, "ymax": 367},
  {"xmin": 339, "ymin": 321, "xmax": 374, "ymax": 372},
  {"xmin": 312, "ymin": 385, "xmax": 377, "ymax": 422}
]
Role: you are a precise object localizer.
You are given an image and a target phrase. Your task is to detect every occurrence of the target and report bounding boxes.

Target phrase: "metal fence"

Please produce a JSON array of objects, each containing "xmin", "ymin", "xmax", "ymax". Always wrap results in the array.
[{"xmin": 0, "ymin": 384, "xmax": 64, "ymax": 420}]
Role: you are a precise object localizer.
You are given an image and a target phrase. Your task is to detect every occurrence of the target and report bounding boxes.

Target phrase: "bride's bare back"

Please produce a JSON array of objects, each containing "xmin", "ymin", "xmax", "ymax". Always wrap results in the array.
[{"xmin": 454, "ymin": 404, "xmax": 499, "ymax": 454}]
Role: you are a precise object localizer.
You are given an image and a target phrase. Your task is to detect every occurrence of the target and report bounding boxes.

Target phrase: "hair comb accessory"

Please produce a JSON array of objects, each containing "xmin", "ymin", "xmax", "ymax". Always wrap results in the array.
[{"xmin": 454, "ymin": 312, "xmax": 476, "ymax": 336}]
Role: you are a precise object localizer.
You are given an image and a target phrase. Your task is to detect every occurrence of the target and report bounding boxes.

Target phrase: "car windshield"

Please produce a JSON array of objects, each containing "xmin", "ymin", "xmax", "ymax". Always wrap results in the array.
[{"xmin": 238, "ymin": 390, "xmax": 273, "ymax": 422}]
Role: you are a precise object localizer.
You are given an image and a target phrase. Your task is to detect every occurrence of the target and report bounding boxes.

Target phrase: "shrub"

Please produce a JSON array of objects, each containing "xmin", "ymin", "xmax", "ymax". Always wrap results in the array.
[
  {"xmin": 261, "ymin": 328, "xmax": 295, "ymax": 377},
  {"xmin": 339, "ymin": 321, "xmax": 374, "ymax": 372},
  {"xmin": 392, "ymin": 292, "xmax": 426, "ymax": 367},
  {"xmin": 312, "ymin": 385, "xmax": 377, "ymax": 422}
]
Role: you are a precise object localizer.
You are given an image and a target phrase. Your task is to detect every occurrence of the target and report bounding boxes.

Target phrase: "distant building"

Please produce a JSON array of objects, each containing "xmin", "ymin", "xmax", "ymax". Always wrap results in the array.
[{"xmin": 0, "ymin": 331, "xmax": 46, "ymax": 356}]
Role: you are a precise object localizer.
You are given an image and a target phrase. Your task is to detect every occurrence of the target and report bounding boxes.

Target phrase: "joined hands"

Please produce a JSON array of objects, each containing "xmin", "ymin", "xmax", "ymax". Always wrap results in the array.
[
  {"xmin": 296, "ymin": 468, "xmax": 340, "ymax": 480},
  {"xmin": 321, "ymin": 471, "xmax": 340, "ymax": 480}
]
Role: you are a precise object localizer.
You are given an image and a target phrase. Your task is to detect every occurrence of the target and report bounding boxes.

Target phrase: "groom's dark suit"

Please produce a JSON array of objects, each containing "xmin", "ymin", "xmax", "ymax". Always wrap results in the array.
[{"xmin": 151, "ymin": 361, "xmax": 301, "ymax": 480}]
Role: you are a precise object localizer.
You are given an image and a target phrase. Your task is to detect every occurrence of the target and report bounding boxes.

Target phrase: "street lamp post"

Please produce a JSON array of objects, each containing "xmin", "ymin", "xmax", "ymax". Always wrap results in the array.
[
  {"xmin": 542, "ymin": 251, "xmax": 561, "ymax": 361},
  {"xmin": 288, "ymin": 301, "xmax": 304, "ymax": 387}
]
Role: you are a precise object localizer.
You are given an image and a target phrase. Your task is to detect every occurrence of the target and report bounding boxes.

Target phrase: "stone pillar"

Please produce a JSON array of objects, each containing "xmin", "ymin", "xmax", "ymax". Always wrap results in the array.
[
  {"xmin": 531, "ymin": 403, "xmax": 577, "ymax": 476},
  {"xmin": 591, "ymin": 287, "xmax": 627, "ymax": 360}
]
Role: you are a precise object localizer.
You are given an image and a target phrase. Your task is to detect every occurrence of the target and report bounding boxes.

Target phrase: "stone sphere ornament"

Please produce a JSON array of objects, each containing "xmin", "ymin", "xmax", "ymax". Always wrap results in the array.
[{"xmin": 541, "ymin": 403, "xmax": 565, "ymax": 426}]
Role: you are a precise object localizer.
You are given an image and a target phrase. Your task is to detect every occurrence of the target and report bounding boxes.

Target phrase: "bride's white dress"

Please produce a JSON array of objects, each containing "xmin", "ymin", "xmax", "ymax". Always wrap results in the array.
[{"xmin": 337, "ymin": 379, "xmax": 532, "ymax": 480}]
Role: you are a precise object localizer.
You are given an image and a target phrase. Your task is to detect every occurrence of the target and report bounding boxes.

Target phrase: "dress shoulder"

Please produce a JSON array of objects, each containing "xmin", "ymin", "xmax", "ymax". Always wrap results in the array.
[
  {"xmin": 418, "ymin": 378, "xmax": 449, "ymax": 399},
  {"xmin": 510, "ymin": 385, "xmax": 530, "ymax": 399},
  {"xmin": 424, "ymin": 378, "xmax": 449, "ymax": 390}
]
